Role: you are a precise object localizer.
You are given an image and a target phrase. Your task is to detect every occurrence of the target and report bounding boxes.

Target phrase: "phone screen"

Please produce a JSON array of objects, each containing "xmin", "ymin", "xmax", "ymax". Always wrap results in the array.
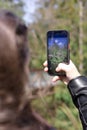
[{"xmin": 47, "ymin": 30, "xmax": 70, "ymax": 76}]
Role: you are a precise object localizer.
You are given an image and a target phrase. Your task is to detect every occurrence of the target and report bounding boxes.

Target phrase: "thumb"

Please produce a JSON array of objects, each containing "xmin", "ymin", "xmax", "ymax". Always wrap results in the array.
[{"xmin": 56, "ymin": 63, "xmax": 68, "ymax": 72}]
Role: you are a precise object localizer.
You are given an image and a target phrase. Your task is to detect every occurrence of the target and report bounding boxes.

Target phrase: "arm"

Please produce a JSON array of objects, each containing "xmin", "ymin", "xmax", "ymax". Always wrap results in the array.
[
  {"xmin": 68, "ymin": 76, "xmax": 87, "ymax": 130},
  {"xmin": 43, "ymin": 60, "xmax": 87, "ymax": 130}
]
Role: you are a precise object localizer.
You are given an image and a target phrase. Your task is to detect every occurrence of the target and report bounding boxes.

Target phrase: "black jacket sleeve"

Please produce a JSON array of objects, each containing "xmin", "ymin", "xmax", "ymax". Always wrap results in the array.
[{"xmin": 68, "ymin": 76, "xmax": 87, "ymax": 130}]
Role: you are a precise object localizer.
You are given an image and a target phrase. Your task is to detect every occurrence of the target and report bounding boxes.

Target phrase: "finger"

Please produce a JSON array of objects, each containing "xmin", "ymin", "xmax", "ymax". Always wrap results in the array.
[
  {"xmin": 52, "ymin": 76, "xmax": 60, "ymax": 82},
  {"xmin": 56, "ymin": 63, "xmax": 68, "ymax": 72},
  {"xmin": 44, "ymin": 67, "xmax": 48, "ymax": 72},
  {"xmin": 43, "ymin": 61, "xmax": 47, "ymax": 67}
]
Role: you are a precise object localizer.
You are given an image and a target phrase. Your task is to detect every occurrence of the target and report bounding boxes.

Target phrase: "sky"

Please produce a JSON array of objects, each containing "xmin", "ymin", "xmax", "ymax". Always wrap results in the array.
[
  {"xmin": 22, "ymin": 0, "xmax": 39, "ymax": 24},
  {"xmin": 48, "ymin": 38, "xmax": 68, "ymax": 48}
]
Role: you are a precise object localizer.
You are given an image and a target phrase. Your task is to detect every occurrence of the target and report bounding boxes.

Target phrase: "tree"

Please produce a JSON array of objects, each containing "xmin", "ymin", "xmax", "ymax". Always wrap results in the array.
[
  {"xmin": 78, "ymin": 0, "xmax": 83, "ymax": 72},
  {"xmin": 29, "ymin": 0, "xmax": 87, "ymax": 75},
  {"xmin": 28, "ymin": 0, "xmax": 79, "ymax": 69},
  {"xmin": 28, "ymin": 1, "xmax": 87, "ymax": 129}
]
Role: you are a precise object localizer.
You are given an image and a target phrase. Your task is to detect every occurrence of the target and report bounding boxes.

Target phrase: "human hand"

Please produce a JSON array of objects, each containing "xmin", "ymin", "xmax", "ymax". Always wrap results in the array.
[{"xmin": 43, "ymin": 60, "xmax": 81, "ymax": 85}]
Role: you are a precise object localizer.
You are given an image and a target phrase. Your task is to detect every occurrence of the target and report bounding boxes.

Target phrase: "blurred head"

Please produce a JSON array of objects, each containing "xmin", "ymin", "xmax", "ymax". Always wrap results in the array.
[{"xmin": 0, "ymin": 9, "xmax": 29, "ymax": 123}]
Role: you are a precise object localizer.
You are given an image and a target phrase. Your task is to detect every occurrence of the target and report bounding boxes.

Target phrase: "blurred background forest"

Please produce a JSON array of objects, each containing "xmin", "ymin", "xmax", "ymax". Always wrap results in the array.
[{"xmin": 1, "ymin": 0, "xmax": 87, "ymax": 130}]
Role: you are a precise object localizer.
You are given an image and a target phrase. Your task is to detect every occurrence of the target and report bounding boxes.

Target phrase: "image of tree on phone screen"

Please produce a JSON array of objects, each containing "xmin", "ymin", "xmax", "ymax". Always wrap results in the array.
[{"xmin": 48, "ymin": 37, "xmax": 68, "ymax": 71}]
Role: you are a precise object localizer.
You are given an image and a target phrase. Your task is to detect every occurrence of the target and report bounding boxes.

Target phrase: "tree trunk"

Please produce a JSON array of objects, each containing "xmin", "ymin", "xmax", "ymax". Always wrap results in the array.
[{"xmin": 78, "ymin": 0, "xmax": 83, "ymax": 72}]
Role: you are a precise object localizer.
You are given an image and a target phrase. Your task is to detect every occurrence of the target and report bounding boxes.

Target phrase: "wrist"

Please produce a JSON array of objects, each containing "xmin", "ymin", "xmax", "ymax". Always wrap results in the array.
[{"xmin": 68, "ymin": 72, "xmax": 81, "ymax": 82}]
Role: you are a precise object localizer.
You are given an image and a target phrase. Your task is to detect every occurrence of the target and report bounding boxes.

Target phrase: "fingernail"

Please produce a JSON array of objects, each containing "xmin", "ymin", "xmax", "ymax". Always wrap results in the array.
[
  {"xmin": 52, "ymin": 78, "xmax": 56, "ymax": 82},
  {"xmin": 56, "ymin": 67, "xmax": 58, "ymax": 71}
]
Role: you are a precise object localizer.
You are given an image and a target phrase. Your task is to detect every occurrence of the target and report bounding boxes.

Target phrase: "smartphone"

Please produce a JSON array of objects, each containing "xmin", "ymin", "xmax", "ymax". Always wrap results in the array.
[{"xmin": 47, "ymin": 30, "xmax": 70, "ymax": 76}]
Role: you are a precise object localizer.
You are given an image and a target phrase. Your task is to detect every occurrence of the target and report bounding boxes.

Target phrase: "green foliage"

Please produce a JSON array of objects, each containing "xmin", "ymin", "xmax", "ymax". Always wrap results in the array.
[
  {"xmin": 49, "ymin": 41, "xmax": 67, "ymax": 61},
  {"xmin": 28, "ymin": 2, "xmax": 87, "ymax": 128},
  {"xmin": 28, "ymin": 0, "xmax": 87, "ymax": 75},
  {"xmin": 31, "ymin": 84, "xmax": 82, "ymax": 130},
  {"xmin": 54, "ymin": 85, "xmax": 73, "ymax": 107},
  {"xmin": 0, "ymin": 1, "xmax": 87, "ymax": 129}
]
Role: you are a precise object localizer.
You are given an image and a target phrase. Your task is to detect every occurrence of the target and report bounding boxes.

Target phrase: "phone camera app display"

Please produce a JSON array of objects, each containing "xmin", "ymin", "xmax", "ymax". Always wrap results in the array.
[{"xmin": 47, "ymin": 30, "xmax": 70, "ymax": 75}]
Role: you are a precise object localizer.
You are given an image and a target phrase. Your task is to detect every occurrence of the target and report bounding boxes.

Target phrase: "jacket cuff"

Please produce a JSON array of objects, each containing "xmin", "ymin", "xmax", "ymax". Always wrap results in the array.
[{"xmin": 68, "ymin": 76, "xmax": 87, "ymax": 98}]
